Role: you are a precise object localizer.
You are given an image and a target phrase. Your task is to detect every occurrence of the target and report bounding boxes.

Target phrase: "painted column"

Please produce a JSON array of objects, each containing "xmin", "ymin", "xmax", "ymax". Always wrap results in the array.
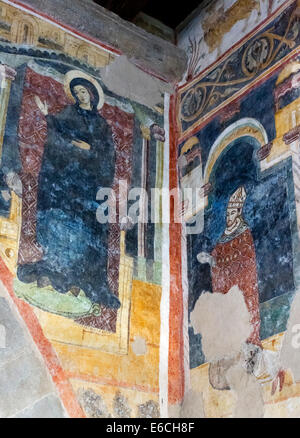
[
  {"xmin": 168, "ymin": 94, "xmax": 184, "ymax": 410},
  {"xmin": 0, "ymin": 65, "xmax": 16, "ymax": 162},
  {"xmin": 136, "ymin": 124, "xmax": 150, "ymax": 281},
  {"xmin": 284, "ymin": 124, "xmax": 300, "ymax": 232},
  {"xmin": 0, "ymin": 64, "xmax": 21, "ymax": 275},
  {"xmin": 153, "ymin": 139, "xmax": 164, "ymax": 284}
]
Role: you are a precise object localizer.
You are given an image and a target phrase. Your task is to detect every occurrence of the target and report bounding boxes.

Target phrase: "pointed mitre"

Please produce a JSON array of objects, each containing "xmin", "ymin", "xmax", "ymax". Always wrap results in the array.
[{"xmin": 228, "ymin": 186, "xmax": 246, "ymax": 208}]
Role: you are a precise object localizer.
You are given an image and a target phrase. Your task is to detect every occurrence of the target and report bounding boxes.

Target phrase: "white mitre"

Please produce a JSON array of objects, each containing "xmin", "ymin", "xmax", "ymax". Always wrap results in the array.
[{"xmin": 228, "ymin": 186, "xmax": 246, "ymax": 209}]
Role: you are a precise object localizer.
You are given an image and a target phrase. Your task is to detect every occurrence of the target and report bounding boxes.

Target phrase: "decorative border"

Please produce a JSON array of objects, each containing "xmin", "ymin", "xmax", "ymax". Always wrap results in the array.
[{"xmin": 177, "ymin": 0, "xmax": 300, "ymax": 140}]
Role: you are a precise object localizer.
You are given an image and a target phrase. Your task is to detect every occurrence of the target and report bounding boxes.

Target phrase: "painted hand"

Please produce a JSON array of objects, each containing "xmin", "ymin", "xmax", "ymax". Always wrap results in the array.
[
  {"xmin": 150, "ymin": 124, "xmax": 165, "ymax": 142},
  {"xmin": 197, "ymin": 251, "xmax": 215, "ymax": 266},
  {"xmin": 72, "ymin": 140, "xmax": 91, "ymax": 150},
  {"xmin": 120, "ymin": 215, "xmax": 135, "ymax": 231},
  {"xmin": 34, "ymin": 95, "xmax": 48, "ymax": 116}
]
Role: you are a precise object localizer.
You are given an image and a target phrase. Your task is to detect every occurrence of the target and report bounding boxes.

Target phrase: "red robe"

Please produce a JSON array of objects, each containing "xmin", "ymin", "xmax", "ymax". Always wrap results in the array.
[{"xmin": 211, "ymin": 223, "xmax": 262, "ymax": 347}]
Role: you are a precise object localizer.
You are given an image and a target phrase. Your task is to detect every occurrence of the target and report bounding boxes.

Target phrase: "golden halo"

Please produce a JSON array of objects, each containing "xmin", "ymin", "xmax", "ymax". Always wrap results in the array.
[{"xmin": 64, "ymin": 69, "xmax": 104, "ymax": 110}]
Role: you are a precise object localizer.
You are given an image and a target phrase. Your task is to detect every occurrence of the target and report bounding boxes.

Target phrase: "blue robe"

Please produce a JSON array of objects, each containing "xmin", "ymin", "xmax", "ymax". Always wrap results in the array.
[{"xmin": 17, "ymin": 104, "xmax": 120, "ymax": 308}]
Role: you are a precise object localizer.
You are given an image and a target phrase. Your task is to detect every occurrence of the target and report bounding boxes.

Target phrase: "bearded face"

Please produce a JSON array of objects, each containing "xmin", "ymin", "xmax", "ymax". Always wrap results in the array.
[{"xmin": 226, "ymin": 207, "xmax": 241, "ymax": 229}]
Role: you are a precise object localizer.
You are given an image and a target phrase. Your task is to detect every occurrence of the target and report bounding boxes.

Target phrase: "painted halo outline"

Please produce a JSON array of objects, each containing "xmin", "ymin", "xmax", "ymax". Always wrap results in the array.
[{"xmin": 64, "ymin": 69, "xmax": 105, "ymax": 110}]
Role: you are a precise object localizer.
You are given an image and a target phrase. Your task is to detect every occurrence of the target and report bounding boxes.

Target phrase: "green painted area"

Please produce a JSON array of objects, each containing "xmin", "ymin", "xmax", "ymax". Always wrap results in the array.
[
  {"xmin": 260, "ymin": 292, "xmax": 295, "ymax": 340},
  {"xmin": 14, "ymin": 278, "xmax": 100, "ymax": 319}
]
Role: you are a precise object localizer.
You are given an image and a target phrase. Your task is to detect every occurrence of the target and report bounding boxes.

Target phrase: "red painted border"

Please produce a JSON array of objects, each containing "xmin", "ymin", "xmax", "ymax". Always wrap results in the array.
[
  {"xmin": 168, "ymin": 94, "xmax": 185, "ymax": 405},
  {"xmin": 0, "ymin": 258, "xmax": 85, "ymax": 418}
]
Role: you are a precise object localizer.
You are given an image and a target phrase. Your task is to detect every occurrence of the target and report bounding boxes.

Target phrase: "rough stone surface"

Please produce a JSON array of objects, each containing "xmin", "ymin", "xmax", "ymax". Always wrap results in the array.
[
  {"xmin": 11, "ymin": 0, "xmax": 187, "ymax": 83},
  {"xmin": 77, "ymin": 388, "xmax": 110, "ymax": 418},
  {"xmin": 13, "ymin": 394, "xmax": 66, "ymax": 418},
  {"xmin": 113, "ymin": 391, "xmax": 132, "ymax": 418},
  {"xmin": 0, "ymin": 349, "xmax": 54, "ymax": 417},
  {"xmin": 137, "ymin": 400, "xmax": 160, "ymax": 418},
  {"xmin": 0, "ymin": 297, "xmax": 27, "ymax": 368},
  {"xmin": 0, "ymin": 283, "xmax": 66, "ymax": 418}
]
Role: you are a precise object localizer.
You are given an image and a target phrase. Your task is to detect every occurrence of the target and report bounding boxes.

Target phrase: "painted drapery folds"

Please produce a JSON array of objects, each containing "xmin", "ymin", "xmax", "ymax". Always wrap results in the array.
[
  {"xmin": 0, "ymin": 0, "xmax": 166, "ymax": 417},
  {"xmin": 0, "ymin": 49, "xmax": 163, "ymax": 330},
  {"xmin": 178, "ymin": 0, "xmax": 300, "ymax": 408}
]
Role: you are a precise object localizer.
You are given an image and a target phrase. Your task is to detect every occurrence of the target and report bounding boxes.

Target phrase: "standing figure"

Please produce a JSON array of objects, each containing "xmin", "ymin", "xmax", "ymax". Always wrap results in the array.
[
  {"xmin": 17, "ymin": 72, "xmax": 120, "ymax": 309},
  {"xmin": 198, "ymin": 186, "xmax": 262, "ymax": 348}
]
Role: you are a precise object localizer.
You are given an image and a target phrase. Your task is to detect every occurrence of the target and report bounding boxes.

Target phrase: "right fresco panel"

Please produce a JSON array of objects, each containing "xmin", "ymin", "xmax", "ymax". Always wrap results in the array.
[{"xmin": 177, "ymin": 0, "xmax": 300, "ymax": 417}]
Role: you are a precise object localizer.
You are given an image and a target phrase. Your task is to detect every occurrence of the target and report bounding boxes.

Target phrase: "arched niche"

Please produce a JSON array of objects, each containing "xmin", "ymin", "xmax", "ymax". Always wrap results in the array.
[
  {"xmin": 204, "ymin": 118, "xmax": 268, "ymax": 186},
  {"xmin": 11, "ymin": 16, "xmax": 39, "ymax": 45}
]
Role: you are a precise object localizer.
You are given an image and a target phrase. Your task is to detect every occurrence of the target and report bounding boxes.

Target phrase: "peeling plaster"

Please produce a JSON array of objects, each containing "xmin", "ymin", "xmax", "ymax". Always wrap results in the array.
[
  {"xmin": 180, "ymin": 389, "xmax": 205, "ymax": 418},
  {"xmin": 280, "ymin": 291, "xmax": 300, "ymax": 382},
  {"xmin": 100, "ymin": 56, "xmax": 174, "ymax": 111},
  {"xmin": 190, "ymin": 285, "xmax": 251, "ymax": 361},
  {"xmin": 131, "ymin": 336, "xmax": 147, "ymax": 356},
  {"xmin": 226, "ymin": 362, "xmax": 264, "ymax": 418}
]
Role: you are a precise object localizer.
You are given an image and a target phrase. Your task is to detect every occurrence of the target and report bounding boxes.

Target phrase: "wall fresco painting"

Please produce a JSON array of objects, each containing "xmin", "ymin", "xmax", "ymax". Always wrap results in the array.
[
  {"xmin": 0, "ymin": 0, "xmax": 168, "ymax": 417},
  {"xmin": 0, "ymin": 57, "xmax": 163, "ymax": 327},
  {"xmin": 0, "ymin": 0, "xmax": 164, "ymax": 343},
  {"xmin": 178, "ymin": 0, "xmax": 290, "ymax": 84},
  {"xmin": 178, "ymin": 0, "xmax": 300, "ymax": 414},
  {"xmin": 178, "ymin": 0, "xmax": 300, "ymax": 136}
]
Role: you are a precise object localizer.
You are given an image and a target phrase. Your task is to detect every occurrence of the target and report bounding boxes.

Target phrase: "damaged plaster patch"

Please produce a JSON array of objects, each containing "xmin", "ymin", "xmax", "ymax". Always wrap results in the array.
[
  {"xmin": 138, "ymin": 400, "xmax": 160, "ymax": 418},
  {"xmin": 77, "ymin": 388, "xmax": 110, "ymax": 418},
  {"xmin": 190, "ymin": 286, "xmax": 251, "ymax": 361},
  {"xmin": 113, "ymin": 391, "xmax": 132, "ymax": 418},
  {"xmin": 280, "ymin": 291, "xmax": 300, "ymax": 382},
  {"xmin": 226, "ymin": 363, "xmax": 264, "ymax": 418},
  {"xmin": 131, "ymin": 336, "xmax": 147, "ymax": 356},
  {"xmin": 100, "ymin": 56, "xmax": 173, "ymax": 111},
  {"xmin": 208, "ymin": 356, "xmax": 239, "ymax": 390},
  {"xmin": 180, "ymin": 389, "xmax": 205, "ymax": 418},
  {"xmin": 168, "ymin": 402, "xmax": 181, "ymax": 418}
]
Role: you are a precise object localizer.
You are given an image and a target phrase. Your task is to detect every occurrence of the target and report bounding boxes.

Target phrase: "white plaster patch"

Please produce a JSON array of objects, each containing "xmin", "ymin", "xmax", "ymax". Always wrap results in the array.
[
  {"xmin": 99, "ymin": 56, "xmax": 173, "ymax": 110},
  {"xmin": 131, "ymin": 336, "xmax": 147, "ymax": 356},
  {"xmin": 280, "ymin": 291, "xmax": 300, "ymax": 382},
  {"xmin": 180, "ymin": 389, "xmax": 205, "ymax": 418},
  {"xmin": 0, "ymin": 324, "xmax": 6, "ymax": 348},
  {"xmin": 226, "ymin": 362, "xmax": 264, "ymax": 418},
  {"xmin": 190, "ymin": 285, "xmax": 251, "ymax": 361},
  {"xmin": 1, "ymin": 190, "xmax": 11, "ymax": 202}
]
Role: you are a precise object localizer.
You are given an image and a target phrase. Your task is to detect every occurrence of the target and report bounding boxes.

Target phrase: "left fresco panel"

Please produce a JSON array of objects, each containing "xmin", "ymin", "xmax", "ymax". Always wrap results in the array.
[{"xmin": 0, "ymin": 1, "xmax": 164, "ymax": 341}]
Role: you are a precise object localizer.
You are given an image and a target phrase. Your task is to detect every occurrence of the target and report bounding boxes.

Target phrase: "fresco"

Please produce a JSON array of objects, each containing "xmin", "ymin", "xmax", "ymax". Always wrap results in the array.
[
  {"xmin": 0, "ymin": 1, "xmax": 164, "ymax": 336},
  {"xmin": 178, "ymin": 0, "xmax": 300, "ymax": 135},
  {"xmin": 0, "ymin": 0, "xmax": 169, "ymax": 418},
  {"xmin": 177, "ymin": 0, "xmax": 290, "ymax": 83},
  {"xmin": 177, "ymin": 0, "xmax": 300, "ymax": 416}
]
